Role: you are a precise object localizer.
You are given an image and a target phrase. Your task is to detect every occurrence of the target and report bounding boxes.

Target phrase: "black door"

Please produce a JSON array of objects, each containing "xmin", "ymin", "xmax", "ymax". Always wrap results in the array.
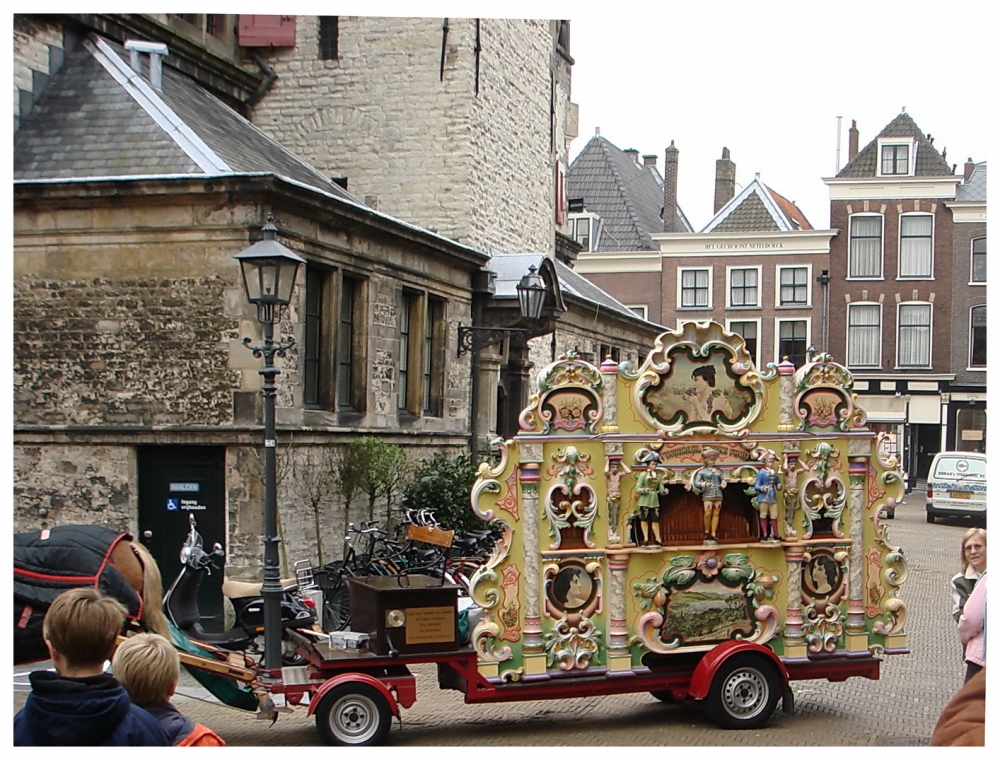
[{"xmin": 138, "ymin": 446, "xmax": 227, "ymax": 630}]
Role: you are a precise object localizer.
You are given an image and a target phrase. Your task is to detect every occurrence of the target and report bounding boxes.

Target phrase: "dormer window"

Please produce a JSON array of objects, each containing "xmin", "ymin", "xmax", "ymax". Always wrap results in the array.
[
  {"xmin": 877, "ymin": 138, "xmax": 916, "ymax": 177},
  {"xmin": 569, "ymin": 212, "xmax": 600, "ymax": 252}
]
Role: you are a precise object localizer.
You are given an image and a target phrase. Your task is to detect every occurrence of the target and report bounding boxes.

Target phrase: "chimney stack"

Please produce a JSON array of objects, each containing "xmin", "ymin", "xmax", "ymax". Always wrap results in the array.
[
  {"xmin": 642, "ymin": 154, "xmax": 657, "ymax": 168},
  {"xmin": 964, "ymin": 158, "xmax": 976, "ymax": 182},
  {"xmin": 624, "ymin": 148, "xmax": 639, "ymax": 164},
  {"xmin": 663, "ymin": 141, "xmax": 679, "ymax": 233},
  {"xmin": 713, "ymin": 147, "xmax": 736, "ymax": 214},
  {"xmin": 125, "ymin": 40, "xmax": 169, "ymax": 90},
  {"xmin": 848, "ymin": 120, "xmax": 859, "ymax": 162}
]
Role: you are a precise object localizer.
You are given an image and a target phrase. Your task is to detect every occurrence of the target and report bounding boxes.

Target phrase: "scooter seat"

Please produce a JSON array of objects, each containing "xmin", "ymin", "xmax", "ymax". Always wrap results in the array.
[{"xmin": 223, "ymin": 578, "xmax": 298, "ymax": 599}]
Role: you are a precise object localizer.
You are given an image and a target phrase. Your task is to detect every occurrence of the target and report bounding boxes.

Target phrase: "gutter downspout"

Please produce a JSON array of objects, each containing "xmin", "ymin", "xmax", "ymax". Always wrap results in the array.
[{"xmin": 246, "ymin": 53, "xmax": 278, "ymax": 110}]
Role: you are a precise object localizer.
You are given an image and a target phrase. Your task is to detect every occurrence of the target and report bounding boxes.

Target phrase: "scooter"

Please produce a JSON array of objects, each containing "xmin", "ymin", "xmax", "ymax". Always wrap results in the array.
[{"xmin": 163, "ymin": 514, "xmax": 318, "ymax": 666}]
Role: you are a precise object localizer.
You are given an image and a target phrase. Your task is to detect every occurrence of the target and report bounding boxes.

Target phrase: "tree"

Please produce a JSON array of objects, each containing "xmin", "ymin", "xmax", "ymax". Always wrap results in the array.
[
  {"xmin": 289, "ymin": 446, "xmax": 339, "ymax": 566},
  {"xmin": 352, "ymin": 437, "xmax": 410, "ymax": 527},
  {"xmin": 402, "ymin": 451, "xmax": 482, "ymax": 534}
]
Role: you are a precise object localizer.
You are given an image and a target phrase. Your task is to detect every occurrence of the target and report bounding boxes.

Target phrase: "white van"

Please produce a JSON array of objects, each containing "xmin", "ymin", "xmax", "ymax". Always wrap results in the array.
[{"xmin": 925, "ymin": 452, "xmax": 987, "ymax": 523}]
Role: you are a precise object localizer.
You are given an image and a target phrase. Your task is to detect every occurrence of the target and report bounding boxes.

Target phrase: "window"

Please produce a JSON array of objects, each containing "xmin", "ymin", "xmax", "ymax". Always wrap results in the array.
[
  {"xmin": 628, "ymin": 305, "xmax": 648, "ymax": 320},
  {"xmin": 599, "ymin": 345, "xmax": 621, "ymax": 363},
  {"xmin": 847, "ymin": 303, "xmax": 881, "ymax": 367},
  {"xmin": 398, "ymin": 292, "xmax": 444, "ymax": 417},
  {"xmin": 679, "ymin": 268, "xmax": 711, "ymax": 308},
  {"xmin": 319, "ymin": 16, "xmax": 339, "ymax": 60},
  {"xmin": 777, "ymin": 320, "xmax": 808, "ymax": 367},
  {"xmin": 971, "ymin": 238, "xmax": 986, "ymax": 283},
  {"xmin": 970, "ymin": 306, "xmax": 986, "ymax": 368},
  {"xmin": 849, "ymin": 216, "xmax": 883, "ymax": 278},
  {"xmin": 728, "ymin": 320, "xmax": 759, "ymax": 367},
  {"xmin": 899, "ymin": 215, "xmax": 933, "ymax": 278},
  {"xmin": 398, "ymin": 293, "xmax": 416, "ymax": 412},
  {"xmin": 778, "ymin": 266, "xmax": 809, "ymax": 306},
  {"xmin": 880, "ymin": 144, "xmax": 910, "ymax": 175},
  {"xmin": 303, "ymin": 267, "xmax": 332, "ymax": 408},
  {"xmin": 897, "ymin": 303, "xmax": 932, "ymax": 368},
  {"xmin": 569, "ymin": 215, "xmax": 592, "ymax": 251},
  {"xmin": 337, "ymin": 276, "xmax": 364, "ymax": 411},
  {"xmin": 728, "ymin": 267, "xmax": 758, "ymax": 308}
]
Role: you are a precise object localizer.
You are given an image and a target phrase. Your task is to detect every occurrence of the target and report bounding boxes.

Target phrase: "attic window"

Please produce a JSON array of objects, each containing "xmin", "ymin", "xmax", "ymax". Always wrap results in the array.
[
  {"xmin": 877, "ymin": 138, "xmax": 916, "ymax": 177},
  {"xmin": 568, "ymin": 198, "xmax": 585, "ymax": 213},
  {"xmin": 569, "ymin": 213, "xmax": 599, "ymax": 252}
]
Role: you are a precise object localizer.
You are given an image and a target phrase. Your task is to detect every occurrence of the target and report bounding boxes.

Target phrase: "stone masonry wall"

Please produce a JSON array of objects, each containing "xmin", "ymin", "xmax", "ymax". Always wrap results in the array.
[
  {"xmin": 14, "ymin": 444, "xmax": 135, "ymax": 533},
  {"xmin": 13, "ymin": 15, "xmax": 68, "ymax": 127},
  {"xmin": 249, "ymin": 16, "xmax": 563, "ymax": 255},
  {"xmin": 14, "ymin": 275, "xmax": 239, "ymax": 426}
]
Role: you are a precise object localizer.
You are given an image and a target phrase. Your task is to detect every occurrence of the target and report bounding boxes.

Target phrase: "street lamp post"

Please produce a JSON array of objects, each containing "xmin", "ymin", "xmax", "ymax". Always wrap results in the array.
[
  {"xmin": 459, "ymin": 265, "xmax": 547, "ymax": 464},
  {"xmin": 234, "ymin": 216, "xmax": 304, "ymax": 671}
]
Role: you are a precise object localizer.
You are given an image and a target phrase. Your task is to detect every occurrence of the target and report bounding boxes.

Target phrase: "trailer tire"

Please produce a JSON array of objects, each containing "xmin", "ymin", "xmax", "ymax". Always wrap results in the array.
[
  {"xmin": 706, "ymin": 654, "xmax": 781, "ymax": 730},
  {"xmin": 316, "ymin": 683, "xmax": 393, "ymax": 746},
  {"xmin": 649, "ymin": 690, "xmax": 677, "ymax": 703}
]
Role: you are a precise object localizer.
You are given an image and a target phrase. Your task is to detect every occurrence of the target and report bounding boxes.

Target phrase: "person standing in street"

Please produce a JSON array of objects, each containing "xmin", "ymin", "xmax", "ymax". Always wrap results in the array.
[
  {"xmin": 957, "ymin": 569, "xmax": 986, "ymax": 683},
  {"xmin": 951, "ymin": 528, "xmax": 986, "ymax": 622}
]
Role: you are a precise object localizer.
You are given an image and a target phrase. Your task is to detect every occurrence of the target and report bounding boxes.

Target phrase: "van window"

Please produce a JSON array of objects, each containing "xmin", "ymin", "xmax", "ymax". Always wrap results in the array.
[{"xmin": 931, "ymin": 456, "xmax": 987, "ymax": 480}]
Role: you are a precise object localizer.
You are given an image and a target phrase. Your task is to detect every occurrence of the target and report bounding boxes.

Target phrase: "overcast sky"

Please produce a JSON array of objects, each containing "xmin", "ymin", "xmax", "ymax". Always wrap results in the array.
[
  {"xmin": 565, "ymin": 0, "xmax": 990, "ymax": 231},
  {"xmin": 349, "ymin": 0, "xmax": 988, "ymax": 232}
]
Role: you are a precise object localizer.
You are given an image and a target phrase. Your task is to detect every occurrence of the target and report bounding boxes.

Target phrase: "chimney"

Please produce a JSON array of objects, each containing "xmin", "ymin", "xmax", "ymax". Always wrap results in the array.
[
  {"xmin": 713, "ymin": 147, "xmax": 736, "ymax": 213},
  {"xmin": 623, "ymin": 148, "xmax": 639, "ymax": 164},
  {"xmin": 848, "ymin": 120, "xmax": 859, "ymax": 162},
  {"xmin": 642, "ymin": 154, "xmax": 657, "ymax": 168},
  {"xmin": 125, "ymin": 40, "xmax": 169, "ymax": 90},
  {"xmin": 663, "ymin": 141, "xmax": 679, "ymax": 233},
  {"xmin": 964, "ymin": 158, "xmax": 976, "ymax": 183}
]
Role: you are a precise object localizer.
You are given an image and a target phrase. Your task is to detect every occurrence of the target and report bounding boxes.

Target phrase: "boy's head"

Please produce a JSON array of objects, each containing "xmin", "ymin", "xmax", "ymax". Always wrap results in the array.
[
  {"xmin": 112, "ymin": 632, "xmax": 179, "ymax": 705},
  {"xmin": 43, "ymin": 587, "xmax": 127, "ymax": 671}
]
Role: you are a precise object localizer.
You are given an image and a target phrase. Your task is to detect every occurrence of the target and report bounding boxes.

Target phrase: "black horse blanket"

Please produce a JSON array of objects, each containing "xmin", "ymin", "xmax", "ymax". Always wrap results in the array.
[{"xmin": 14, "ymin": 525, "xmax": 142, "ymax": 664}]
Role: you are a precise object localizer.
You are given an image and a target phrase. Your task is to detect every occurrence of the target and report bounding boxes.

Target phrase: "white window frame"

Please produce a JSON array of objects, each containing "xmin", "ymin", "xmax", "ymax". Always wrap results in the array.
[
  {"xmin": 677, "ymin": 265, "xmax": 713, "ymax": 310},
  {"xmin": 627, "ymin": 304, "xmax": 648, "ymax": 320},
  {"xmin": 773, "ymin": 317, "xmax": 811, "ymax": 367},
  {"xmin": 726, "ymin": 317, "xmax": 761, "ymax": 368},
  {"xmin": 897, "ymin": 212, "xmax": 934, "ymax": 280},
  {"xmin": 970, "ymin": 237, "xmax": 986, "ymax": 285},
  {"xmin": 845, "ymin": 302, "xmax": 882, "ymax": 369},
  {"xmin": 726, "ymin": 264, "xmax": 761, "ymax": 309},
  {"xmin": 895, "ymin": 301, "xmax": 933, "ymax": 369},
  {"xmin": 876, "ymin": 137, "xmax": 917, "ymax": 178},
  {"xmin": 775, "ymin": 263, "xmax": 812, "ymax": 308},
  {"xmin": 847, "ymin": 214, "xmax": 884, "ymax": 280},
  {"xmin": 969, "ymin": 305, "xmax": 986, "ymax": 370},
  {"xmin": 568, "ymin": 212, "xmax": 599, "ymax": 253}
]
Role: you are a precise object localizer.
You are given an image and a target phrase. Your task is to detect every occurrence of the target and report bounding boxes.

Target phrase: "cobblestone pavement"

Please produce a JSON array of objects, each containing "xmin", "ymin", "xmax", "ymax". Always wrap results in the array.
[{"xmin": 14, "ymin": 493, "xmax": 975, "ymax": 746}]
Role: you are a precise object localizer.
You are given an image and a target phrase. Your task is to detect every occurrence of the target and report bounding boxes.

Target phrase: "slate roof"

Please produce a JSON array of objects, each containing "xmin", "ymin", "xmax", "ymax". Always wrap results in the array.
[
  {"xmin": 956, "ymin": 161, "xmax": 987, "ymax": 202},
  {"xmin": 14, "ymin": 34, "xmax": 354, "ymax": 203},
  {"xmin": 835, "ymin": 112, "xmax": 953, "ymax": 178},
  {"xmin": 701, "ymin": 178, "xmax": 813, "ymax": 233},
  {"xmin": 490, "ymin": 252, "xmax": 663, "ymax": 328},
  {"xmin": 566, "ymin": 135, "xmax": 693, "ymax": 253}
]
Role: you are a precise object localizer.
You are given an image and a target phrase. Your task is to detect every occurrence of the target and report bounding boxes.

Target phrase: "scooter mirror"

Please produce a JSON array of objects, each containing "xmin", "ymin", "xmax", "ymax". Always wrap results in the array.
[{"xmin": 212, "ymin": 542, "xmax": 224, "ymax": 555}]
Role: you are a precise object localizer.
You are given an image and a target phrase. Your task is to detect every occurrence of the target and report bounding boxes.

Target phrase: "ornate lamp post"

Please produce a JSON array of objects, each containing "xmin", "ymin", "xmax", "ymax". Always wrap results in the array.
[
  {"xmin": 234, "ymin": 216, "xmax": 304, "ymax": 671},
  {"xmin": 459, "ymin": 265, "xmax": 547, "ymax": 465}
]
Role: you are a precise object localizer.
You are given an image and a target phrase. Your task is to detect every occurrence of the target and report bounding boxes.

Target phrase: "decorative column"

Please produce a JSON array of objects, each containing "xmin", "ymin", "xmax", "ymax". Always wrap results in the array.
[
  {"xmin": 777, "ymin": 358, "xmax": 797, "ymax": 432},
  {"xmin": 844, "ymin": 456, "xmax": 869, "ymax": 650},
  {"xmin": 518, "ymin": 443, "xmax": 548, "ymax": 678},
  {"xmin": 782, "ymin": 541, "xmax": 808, "ymax": 658},
  {"xmin": 606, "ymin": 551, "xmax": 632, "ymax": 673},
  {"xmin": 599, "ymin": 355, "xmax": 619, "ymax": 433}
]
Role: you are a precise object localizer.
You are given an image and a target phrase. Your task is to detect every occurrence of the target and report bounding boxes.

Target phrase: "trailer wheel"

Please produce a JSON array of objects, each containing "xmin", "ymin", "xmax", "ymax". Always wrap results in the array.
[
  {"xmin": 706, "ymin": 654, "xmax": 781, "ymax": 730},
  {"xmin": 316, "ymin": 683, "xmax": 393, "ymax": 746},
  {"xmin": 649, "ymin": 690, "xmax": 677, "ymax": 703}
]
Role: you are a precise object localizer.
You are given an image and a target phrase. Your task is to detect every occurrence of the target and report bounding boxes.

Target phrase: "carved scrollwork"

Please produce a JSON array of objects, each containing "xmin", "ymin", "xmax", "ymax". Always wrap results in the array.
[{"xmin": 517, "ymin": 352, "xmax": 603, "ymax": 435}]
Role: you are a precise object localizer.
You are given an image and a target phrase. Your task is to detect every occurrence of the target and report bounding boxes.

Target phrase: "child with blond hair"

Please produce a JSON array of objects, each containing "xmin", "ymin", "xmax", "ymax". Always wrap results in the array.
[
  {"xmin": 14, "ymin": 587, "xmax": 168, "ymax": 746},
  {"xmin": 112, "ymin": 632, "xmax": 225, "ymax": 746}
]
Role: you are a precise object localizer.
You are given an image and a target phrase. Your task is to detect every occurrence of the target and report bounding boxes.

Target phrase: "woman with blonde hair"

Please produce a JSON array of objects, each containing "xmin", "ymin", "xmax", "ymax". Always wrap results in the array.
[{"xmin": 951, "ymin": 528, "xmax": 986, "ymax": 623}]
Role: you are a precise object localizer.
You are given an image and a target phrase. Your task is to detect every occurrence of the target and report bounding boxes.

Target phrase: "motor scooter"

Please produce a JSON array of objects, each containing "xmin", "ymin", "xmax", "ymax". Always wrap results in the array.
[{"xmin": 163, "ymin": 514, "xmax": 318, "ymax": 666}]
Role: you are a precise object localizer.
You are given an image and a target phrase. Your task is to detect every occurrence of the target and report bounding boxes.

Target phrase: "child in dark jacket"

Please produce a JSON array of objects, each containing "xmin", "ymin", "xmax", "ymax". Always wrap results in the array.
[
  {"xmin": 14, "ymin": 587, "xmax": 169, "ymax": 746},
  {"xmin": 112, "ymin": 632, "xmax": 226, "ymax": 746}
]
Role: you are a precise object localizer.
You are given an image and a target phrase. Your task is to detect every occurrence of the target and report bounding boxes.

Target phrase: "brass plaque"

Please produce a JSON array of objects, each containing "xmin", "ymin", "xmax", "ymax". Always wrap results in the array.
[{"xmin": 404, "ymin": 606, "xmax": 455, "ymax": 644}]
